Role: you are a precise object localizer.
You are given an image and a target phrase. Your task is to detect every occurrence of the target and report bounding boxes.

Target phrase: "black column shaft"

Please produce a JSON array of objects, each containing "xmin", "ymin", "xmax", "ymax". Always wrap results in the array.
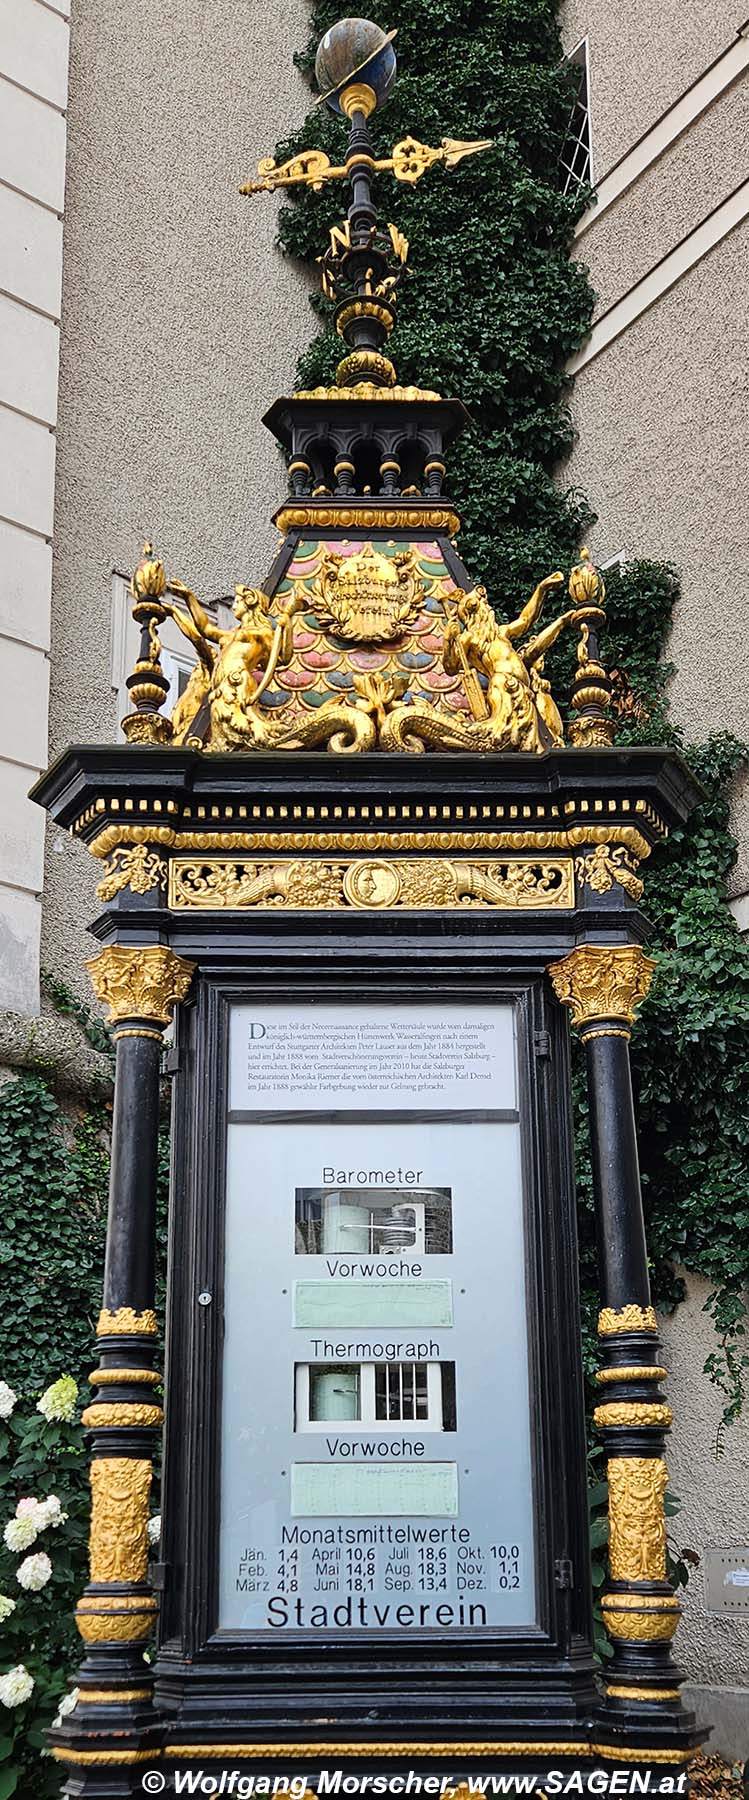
[
  {"xmin": 585, "ymin": 1032, "xmax": 650, "ymax": 1312},
  {"xmin": 103, "ymin": 1033, "xmax": 162, "ymax": 1316}
]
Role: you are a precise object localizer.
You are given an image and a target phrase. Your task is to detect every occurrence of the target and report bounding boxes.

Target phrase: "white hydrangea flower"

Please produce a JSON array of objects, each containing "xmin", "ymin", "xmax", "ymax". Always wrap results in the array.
[
  {"xmin": 147, "ymin": 1514, "xmax": 161, "ymax": 1547},
  {"xmin": 3, "ymin": 1515, "xmax": 38, "ymax": 1553},
  {"xmin": 15, "ymin": 1497, "xmax": 39, "ymax": 1518},
  {"xmin": 0, "ymin": 1596, "xmax": 16, "ymax": 1623},
  {"xmin": 16, "ymin": 1551, "xmax": 52, "ymax": 1592},
  {"xmin": 52, "ymin": 1686, "xmax": 78, "ymax": 1728},
  {"xmin": 0, "ymin": 1382, "xmax": 17, "ymax": 1420},
  {"xmin": 37, "ymin": 1376, "xmax": 78, "ymax": 1423},
  {"xmin": 34, "ymin": 1495, "xmax": 67, "ymax": 1531},
  {"xmin": 0, "ymin": 1665, "xmax": 34, "ymax": 1707}
]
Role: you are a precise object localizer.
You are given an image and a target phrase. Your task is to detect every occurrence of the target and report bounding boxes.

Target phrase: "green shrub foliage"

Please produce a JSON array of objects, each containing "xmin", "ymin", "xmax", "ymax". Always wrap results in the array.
[
  {"xmin": 0, "ymin": 1079, "xmax": 110, "ymax": 1395},
  {"xmin": 0, "ymin": 1392, "xmax": 89, "ymax": 1797}
]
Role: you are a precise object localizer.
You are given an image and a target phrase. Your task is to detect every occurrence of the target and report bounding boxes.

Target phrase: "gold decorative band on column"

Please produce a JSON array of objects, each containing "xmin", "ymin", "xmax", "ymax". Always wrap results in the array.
[
  {"xmin": 112, "ymin": 1026, "xmax": 164, "ymax": 1043},
  {"xmin": 79, "ymin": 1594, "xmax": 158, "ymax": 1611},
  {"xmin": 595, "ymin": 1365, "xmax": 667, "ymax": 1383},
  {"xmin": 548, "ymin": 943, "xmax": 655, "ymax": 1034},
  {"xmin": 604, "ymin": 1685, "xmax": 681, "ymax": 1702},
  {"xmin": 89, "ymin": 1458, "xmax": 153, "ymax": 1585},
  {"xmin": 53, "ymin": 1747, "xmax": 154, "ymax": 1766},
  {"xmin": 579, "ymin": 1026, "xmax": 632, "ymax": 1043},
  {"xmin": 77, "ymin": 1687, "xmax": 152, "ymax": 1704},
  {"xmin": 600, "ymin": 1593, "xmax": 680, "ymax": 1643},
  {"xmin": 607, "ymin": 1457, "xmax": 668, "ymax": 1582},
  {"xmin": 344, "ymin": 147, "xmax": 377, "ymax": 168},
  {"xmin": 598, "ymin": 1304, "xmax": 657, "ymax": 1336},
  {"xmin": 97, "ymin": 1307, "xmax": 158, "ymax": 1336},
  {"xmin": 75, "ymin": 1595, "xmax": 158, "ymax": 1643},
  {"xmin": 594, "ymin": 1401, "xmax": 672, "ymax": 1429},
  {"xmin": 88, "ymin": 1366, "xmax": 162, "ymax": 1385},
  {"xmin": 82, "ymin": 1402, "xmax": 163, "ymax": 1429},
  {"xmin": 86, "ymin": 943, "xmax": 195, "ymax": 1028}
]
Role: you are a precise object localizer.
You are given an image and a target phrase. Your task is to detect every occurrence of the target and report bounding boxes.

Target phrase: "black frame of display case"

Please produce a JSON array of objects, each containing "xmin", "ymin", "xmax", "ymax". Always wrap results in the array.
[
  {"xmin": 155, "ymin": 956, "xmax": 595, "ymax": 1743},
  {"xmin": 33, "ymin": 741, "xmax": 705, "ymax": 1788}
]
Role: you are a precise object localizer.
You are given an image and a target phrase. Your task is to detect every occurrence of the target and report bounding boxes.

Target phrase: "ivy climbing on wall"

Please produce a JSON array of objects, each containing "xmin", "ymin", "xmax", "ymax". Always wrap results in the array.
[{"xmin": 272, "ymin": 0, "xmax": 749, "ymax": 1424}]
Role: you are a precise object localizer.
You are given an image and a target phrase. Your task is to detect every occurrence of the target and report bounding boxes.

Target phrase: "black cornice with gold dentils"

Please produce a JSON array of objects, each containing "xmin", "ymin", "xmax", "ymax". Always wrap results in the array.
[{"xmin": 31, "ymin": 744, "xmax": 703, "ymax": 861}]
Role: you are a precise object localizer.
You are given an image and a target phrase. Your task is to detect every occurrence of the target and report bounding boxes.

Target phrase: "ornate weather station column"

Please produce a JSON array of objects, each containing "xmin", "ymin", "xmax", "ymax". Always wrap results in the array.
[{"xmin": 34, "ymin": 20, "xmax": 705, "ymax": 1796}]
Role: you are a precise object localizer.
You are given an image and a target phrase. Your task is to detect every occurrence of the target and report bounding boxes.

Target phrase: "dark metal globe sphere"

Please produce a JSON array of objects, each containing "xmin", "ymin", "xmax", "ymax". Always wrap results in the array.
[{"xmin": 314, "ymin": 17, "xmax": 397, "ymax": 114}]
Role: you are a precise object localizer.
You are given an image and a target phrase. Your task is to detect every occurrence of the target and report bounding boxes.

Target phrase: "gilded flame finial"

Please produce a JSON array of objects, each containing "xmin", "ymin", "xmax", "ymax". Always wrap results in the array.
[
  {"xmin": 130, "ymin": 541, "xmax": 166, "ymax": 602},
  {"xmin": 121, "ymin": 540, "xmax": 173, "ymax": 745},
  {"xmin": 566, "ymin": 546, "xmax": 615, "ymax": 749},
  {"xmin": 568, "ymin": 546, "xmax": 604, "ymax": 608}
]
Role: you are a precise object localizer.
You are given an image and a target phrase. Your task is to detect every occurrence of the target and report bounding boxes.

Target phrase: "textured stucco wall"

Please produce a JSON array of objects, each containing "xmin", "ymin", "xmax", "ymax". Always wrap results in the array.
[
  {"xmin": 562, "ymin": 215, "xmax": 749, "ymax": 893},
  {"xmin": 561, "ymin": 0, "xmax": 748, "ymax": 176},
  {"xmin": 661, "ymin": 1273, "xmax": 749, "ymax": 1708},
  {"xmin": 41, "ymin": 0, "xmax": 311, "ymax": 996},
  {"xmin": 575, "ymin": 74, "xmax": 749, "ymax": 314},
  {"xmin": 0, "ymin": 0, "xmax": 69, "ymax": 1014}
]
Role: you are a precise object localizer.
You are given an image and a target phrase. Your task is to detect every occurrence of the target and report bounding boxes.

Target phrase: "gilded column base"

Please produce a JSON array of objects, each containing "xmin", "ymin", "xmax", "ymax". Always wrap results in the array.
[
  {"xmin": 592, "ymin": 1315, "xmax": 704, "ymax": 1762},
  {"xmin": 53, "ymin": 1318, "xmax": 166, "ymax": 1796},
  {"xmin": 51, "ymin": 1632, "xmax": 163, "ymax": 1798},
  {"xmin": 52, "ymin": 1717, "xmax": 163, "ymax": 1799}
]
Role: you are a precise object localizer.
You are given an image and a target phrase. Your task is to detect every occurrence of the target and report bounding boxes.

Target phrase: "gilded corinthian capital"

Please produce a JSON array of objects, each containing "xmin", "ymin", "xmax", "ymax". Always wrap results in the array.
[
  {"xmin": 548, "ymin": 943, "xmax": 655, "ymax": 1039},
  {"xmin": 86, "ymin": 944, "xmax": 195, "ymax": 1027}
]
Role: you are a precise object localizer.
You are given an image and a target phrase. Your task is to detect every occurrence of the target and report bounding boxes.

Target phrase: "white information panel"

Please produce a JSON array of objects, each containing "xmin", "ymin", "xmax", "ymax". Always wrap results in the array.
[
  {"xmin": 229, "ymin": 1002, "xmax": 517, "ymax": 1112},
  {"xmin": 219, "ymin": 1002, "xmax": 536, "ymax": 1633}
]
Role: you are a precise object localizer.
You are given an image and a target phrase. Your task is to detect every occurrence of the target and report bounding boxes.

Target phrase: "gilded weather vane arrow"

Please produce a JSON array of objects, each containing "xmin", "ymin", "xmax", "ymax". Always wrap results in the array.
[{"xmin": 240, "ymin": 132, "xmax": 493, "ymax": 196}]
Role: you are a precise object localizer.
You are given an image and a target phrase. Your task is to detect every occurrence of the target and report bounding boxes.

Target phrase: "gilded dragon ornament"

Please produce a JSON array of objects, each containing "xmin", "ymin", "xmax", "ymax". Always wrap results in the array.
[{"xmin": 156, "ymin": 548, "xmax": 582, "ymax": 756}]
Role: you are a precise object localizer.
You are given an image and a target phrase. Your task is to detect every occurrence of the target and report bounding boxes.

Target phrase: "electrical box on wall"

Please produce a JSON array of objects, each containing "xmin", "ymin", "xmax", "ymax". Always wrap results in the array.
[{"xmin": 704, "ymin": 1547, "xmax": 749, "ymax": 1612}]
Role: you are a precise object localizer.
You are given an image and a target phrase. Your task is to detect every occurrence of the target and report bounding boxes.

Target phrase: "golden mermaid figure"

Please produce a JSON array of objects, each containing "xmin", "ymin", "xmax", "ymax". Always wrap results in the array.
[
  {"xmin": 161, "ymin": 579, "xmax": 375, "ymax": 752},
  {"xmin": 162, "ymin": 581, "xmax": 302, "ymax": 748},
  {"xmin": 382, "ymin": 570, "xmax": 576, "ymax": 752}
]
